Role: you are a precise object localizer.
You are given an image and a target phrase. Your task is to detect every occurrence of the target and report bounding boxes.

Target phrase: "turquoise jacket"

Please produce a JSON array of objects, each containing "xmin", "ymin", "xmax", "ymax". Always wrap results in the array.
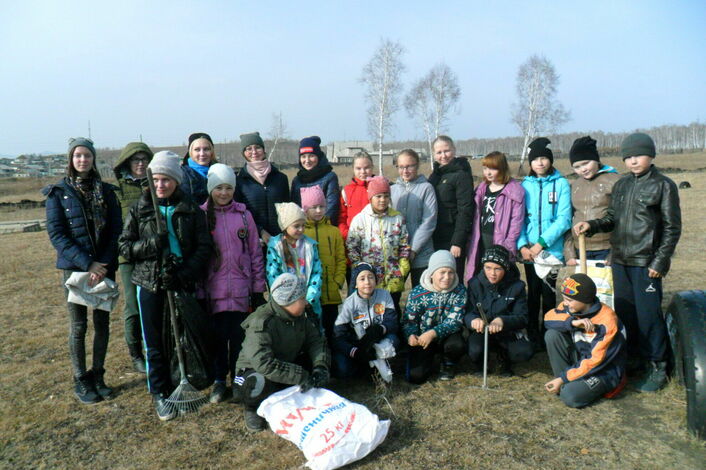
[
  {"xmin": 266, "ymin": 234, "xmax": 323, "ymax": 317},
  {"xmin": 517, "ymin": 168, "xmax": 572, "ymax": 262}
]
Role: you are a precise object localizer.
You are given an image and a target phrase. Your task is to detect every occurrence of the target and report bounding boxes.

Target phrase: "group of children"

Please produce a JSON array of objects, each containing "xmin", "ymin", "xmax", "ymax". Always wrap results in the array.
[{"xmin": 45, "ymin": 130, "xmax": 681, "ymax": 430}]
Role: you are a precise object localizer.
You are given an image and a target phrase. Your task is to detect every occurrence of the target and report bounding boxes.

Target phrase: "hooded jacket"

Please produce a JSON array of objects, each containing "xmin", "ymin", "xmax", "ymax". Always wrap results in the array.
[
  {"xmin": 428, "ymin": 157, "xmax": 475, "ymax": 250},
  {"xmin": 464, "ymin": 178, "xmax": 525, "ymax": 282},
  {"xmin": 265, "ymin": 234, "xmax": 323, "ymax": 316},
  {"xmin": 44, "ymin": 178, "xmax": 122, "ymax": 277},
  {"xmin": 346, "ymin": 204, "xmax": 411, "ymax": 293},
  {"xmin": 586, "ymin": 165, "xmax": 681, "ymax": 274},
  {"xmin": 235, "ymin": 164, "xmax": 290, "ymax": 237},
  {"xmin": 118, "ymin": 189, "xmax": 213, "ymax": 292},
  {"xmin": 332, "ymin": 288, "xmax": 398, "ymax": 357},
  {"xmin": 338, "ymin": 177, "xmax": 370, "ymax": 240},
  {"xmin": 563, "ymin": 165, "xmax": 620, "ymax": 260},
  {"xmin": 464, "ymin": 262, "xmax": 528, "ymax": 331},
  {"xmin": 199, "ymin": 200, "xmax": 266, "ymax": 313},
  {"xmin": 517, "ymin": 168, "xmax": 572, "ymax": 262},
  {"xmin": 304, "ymin": 216, "xmax": 346, "ymax": 305},
  {"xmin": 290, "ymin": 154, "xmax": 340, "ymax": 225},
  {"xmin": 390, "ymin": 175, "xmax": 438, "ymax": 269},
  {"xmin": 236, "ymin": 301, "xmax": 329, "ymax": 385},
  {"xmin": 402, "ymin": 269, "xmax": 466, "ymax": 340}
]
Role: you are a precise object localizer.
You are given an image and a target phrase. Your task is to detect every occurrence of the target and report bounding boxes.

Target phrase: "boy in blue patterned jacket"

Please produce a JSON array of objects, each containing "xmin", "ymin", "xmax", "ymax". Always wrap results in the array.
[
  {"xmin": 544, "ymin": 273, "xmax": 626, "ymax": 408},
  {"xmin": 403, "ymin": 250, "xmax": 466, "ymax": 383}
]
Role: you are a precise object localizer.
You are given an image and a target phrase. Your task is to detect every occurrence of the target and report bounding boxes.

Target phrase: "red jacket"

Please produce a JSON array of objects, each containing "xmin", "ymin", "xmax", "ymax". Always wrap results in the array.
[{"xmin": 338, "ymin": 177, "xmax": 370, "ymax": 240}]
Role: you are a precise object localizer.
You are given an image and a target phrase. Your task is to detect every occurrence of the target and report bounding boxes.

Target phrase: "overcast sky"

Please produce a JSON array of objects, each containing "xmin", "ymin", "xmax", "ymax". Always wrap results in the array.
[{"xmin": 1, "ymin": 0, "xmax": 704, "ymax": 156}]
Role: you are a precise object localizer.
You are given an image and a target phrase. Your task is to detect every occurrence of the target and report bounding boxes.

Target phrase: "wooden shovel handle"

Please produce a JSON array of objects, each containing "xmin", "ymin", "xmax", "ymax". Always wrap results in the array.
[{"xmin": 578, "ymin": 233, "xmax": 587, "ymax": 273}]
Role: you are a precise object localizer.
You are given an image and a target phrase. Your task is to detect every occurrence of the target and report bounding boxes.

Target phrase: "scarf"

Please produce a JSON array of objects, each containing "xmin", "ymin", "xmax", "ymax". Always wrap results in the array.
[
  {"xmin": 297, "ymin": 163, "xmax": 332, "ymax": 185},
  {"xmin": 246, "ymin": 160, "xmax": 272, "ymax": 185},
  {"xmin": 67, "ymin": 175, "xmax": 107, "ymax": 244},
  {"xmin": 187, "ymin": 158, "xmax": 210, "ymax": 178}
]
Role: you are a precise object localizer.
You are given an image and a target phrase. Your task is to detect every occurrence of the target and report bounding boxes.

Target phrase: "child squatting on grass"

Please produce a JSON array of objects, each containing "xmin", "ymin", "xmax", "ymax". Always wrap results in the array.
[
  {"xmin": 574, "ymin": 132, "xmax": 682, "ymax": 392},
  {"xmin": 544, "ymin": 274, "xmax": 626, "ymax": 408}
]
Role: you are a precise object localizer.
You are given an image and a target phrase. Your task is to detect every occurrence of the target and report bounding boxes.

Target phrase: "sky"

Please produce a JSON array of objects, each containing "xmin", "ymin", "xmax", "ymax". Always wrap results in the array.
[{"xmin": 1, "ymin": 0, "xmax": 704, "ymax": 156}]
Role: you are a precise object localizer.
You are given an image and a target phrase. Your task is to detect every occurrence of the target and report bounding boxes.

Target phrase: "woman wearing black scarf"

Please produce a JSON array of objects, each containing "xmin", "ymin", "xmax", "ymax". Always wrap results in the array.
[
  {"xmin": 290, "ymin": 136, "xmax": 340, "ymax": 225},
  {"xmin": 43, "ymin": 137, "xmax": 122, "ymax": 405}
]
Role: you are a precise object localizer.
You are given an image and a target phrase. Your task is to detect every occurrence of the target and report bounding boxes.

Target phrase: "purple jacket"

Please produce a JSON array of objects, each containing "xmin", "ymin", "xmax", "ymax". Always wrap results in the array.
[
  {"xmin": 199, "ymin": 200, "xmax": 266, "ymax": 314},
  {"xmin": 464, "ymin": 178, "xmax": 525, "ymax": 283}
]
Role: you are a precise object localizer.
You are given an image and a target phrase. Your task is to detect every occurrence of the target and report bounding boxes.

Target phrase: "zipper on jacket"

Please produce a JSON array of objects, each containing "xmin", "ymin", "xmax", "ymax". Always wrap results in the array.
[
  {"xmin": 538, "ymin": 180, "xmax": 543, "ymax": 235},
  {"xmin": 67, "ymin": 184, "xmax": 98, "ymax": 257}
]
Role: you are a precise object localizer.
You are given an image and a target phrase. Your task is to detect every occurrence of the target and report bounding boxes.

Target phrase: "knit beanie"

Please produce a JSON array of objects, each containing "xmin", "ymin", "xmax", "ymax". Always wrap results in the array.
[
  {"xmin": 299, "ymin": 136, "xmax": 326, "ymax": 162},
  {"xmin": 621, "ymin": 132, "xmax": 656, "ymax": 159},
  {"xmin": 528, "ymin": 137, "xmax": 553, "ymax": 164},
  {"xmin": 366, "ymin": 176, "xmax": 391, "ymax": 199},
  {"xmin": 481, "ymin": 245, "xmax": 511, "ymax": 272},
  {"xmin": 569, "ymin": 136, "xmax": 600, "ymax": 165},
  {"xmin": 184, "ymin": 132, "xmax": 214, "ymax": 160},
  {"xmin": 149, "ymin": 151, "xmax": 183, "ymax": 184},
  {"xmin": 68, "ymin": 137, "xmax": 96, "ymax": 158},
  {"xmin": 270, "ymin": 273, "xmax": 306, "ymax": 306},
  {"xmin": 275, "ymin": 202, "xmax": 306, "ymax": 230},
  {"xmin": 560, "ymin": 273, "xmax": 597, "ymax": 304},
  {"xmin": 240, "ymin": 132, "xmax": 265, "ymax": 153},
  {"xmin": 300, "ymin": 185, "xmax": 326, "ymax": 211},
  {"xmin": 207, "ymin": 163, "xmax": 236, "ymax": 194},
  {"xmin": 427, "ymin": 250, "xmax": 457, "ymax": 276},
  {"xmin": 350, "ymin": 262, "xmax": 376, "ymax": 291}
]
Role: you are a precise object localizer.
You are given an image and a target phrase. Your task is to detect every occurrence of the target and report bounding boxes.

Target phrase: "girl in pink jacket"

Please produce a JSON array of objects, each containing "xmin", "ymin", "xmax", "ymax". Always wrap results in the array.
[
  {"xmin": 464, "ymin": 152, "xmax": 525, "ymax": 284},
  {"xmin": 201, "ymin": 163, "xmax": 266, "ymax": 403}
]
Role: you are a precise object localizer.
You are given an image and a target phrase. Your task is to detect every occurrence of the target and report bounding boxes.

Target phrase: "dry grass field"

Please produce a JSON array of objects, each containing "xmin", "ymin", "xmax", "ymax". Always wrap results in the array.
[{"xmin": 1, "ymin": 153, "xmax": 705, "ymax": 469}]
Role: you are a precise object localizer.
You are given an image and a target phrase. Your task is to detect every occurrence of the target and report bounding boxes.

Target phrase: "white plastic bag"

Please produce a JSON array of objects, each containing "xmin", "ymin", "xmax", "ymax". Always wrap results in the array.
[
  {"xmin": 370, "ymin": 338, "xmax": 396, "ymax": 383},
  {"xmin": 257, "ymin": 386, "xmax": 390, "ymax": 470}
]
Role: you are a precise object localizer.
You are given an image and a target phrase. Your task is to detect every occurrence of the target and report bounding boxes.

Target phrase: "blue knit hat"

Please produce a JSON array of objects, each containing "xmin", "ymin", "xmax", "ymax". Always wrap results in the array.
[
  {"xmin": 349, "ymin": 262, "xmax": 376, "ymax": 295},
  {"xmin": 299, "ymin": 136, "xmax": 327, "ymax": 164}
]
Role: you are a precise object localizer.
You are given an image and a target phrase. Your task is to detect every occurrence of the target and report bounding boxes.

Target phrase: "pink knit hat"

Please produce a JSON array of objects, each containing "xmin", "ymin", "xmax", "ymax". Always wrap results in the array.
[
  {"xmin": 366, "ymin": 176, "xmax": 390, "ymax": 199},
  {"xmin": 300, "ymin": 185, "xmax": 326, "ymax": 211}
]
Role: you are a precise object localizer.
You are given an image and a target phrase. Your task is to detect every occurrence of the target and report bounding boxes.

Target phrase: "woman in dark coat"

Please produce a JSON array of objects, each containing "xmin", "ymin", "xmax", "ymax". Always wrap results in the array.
[
  {"xmin": 290, "ymin": 136, "xmax": 340, "ymax": 225},
  {"xmin": 181, "ymin": 132, "xmax": 217, "ymax": 205},
  {"xmin": 428, "ymin": 135, "xmax": 475, "ymax": 275},
  {"xmin": 44, "ymin": 137, "xmax": 122, "ymax": 404}
]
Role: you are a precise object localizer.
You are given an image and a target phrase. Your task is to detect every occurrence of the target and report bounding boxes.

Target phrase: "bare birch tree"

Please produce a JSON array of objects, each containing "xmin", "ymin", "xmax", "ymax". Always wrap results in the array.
[
  {"xmin": 268, "ymin": 111, "xmax": 288, "ymax": 163},
  {"xmin": 405, "ymin": 76, "xmax": 434, "ymax": 162},
  {"xmin": 360, "ymin": 38, "xmax": 405, "ymax": 174},
  {"xmin": 511, "ymin": 55, "xmax": 570, "ymax": 172}
]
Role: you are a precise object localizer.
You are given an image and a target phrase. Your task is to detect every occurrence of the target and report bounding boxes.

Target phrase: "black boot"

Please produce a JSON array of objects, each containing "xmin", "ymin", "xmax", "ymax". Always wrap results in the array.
[
  {"xmin": 74, "ymin": 373, "xmax": 102, "ymax": 404},
  {"xmin": 496, "ymin": 349, "xmax": 514, "ymax": 377},
  {"xmin": 91, "ymin": 368, "xmax": 113, "ymax": 399},
  {"xmin": 128, "ymin": 343, "xmax": 147, "ymax": 374},
  {"xmin": 244, "ymin": 408, "xmax": 266, "ymax": 432}
]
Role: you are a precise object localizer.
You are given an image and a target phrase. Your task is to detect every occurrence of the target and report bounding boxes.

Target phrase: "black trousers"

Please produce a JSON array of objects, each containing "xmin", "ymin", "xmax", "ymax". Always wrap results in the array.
[
  {"xmin": 211, "ymin": 311, "xmax": 248, "ymax": 382},
  {"xmin": 137, "ymin": 287, "xmax": 172, "ymax": 396},
  {"xmin": 524, "ymin": 264, "xmax": 558, "ymax": 345},
  {"xmin": 467, "ymin": 330, "xmax": 534, "ymax": 364},
  {"xmin": 406, "ymin": 331, "xmax": 465, "ymax": 384}
]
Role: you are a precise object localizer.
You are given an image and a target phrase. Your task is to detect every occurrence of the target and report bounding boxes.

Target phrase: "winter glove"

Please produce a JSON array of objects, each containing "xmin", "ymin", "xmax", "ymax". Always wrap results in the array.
[
  {"xmin": 300, "ymin": 366, "xmax": 329, "ymax": 392},
  {"xmin": 353, "ymin": 346, "xmax": 374, "ymax": 363},
  {"xmin": 159, "ymin": 270, "xmax": 180, "ymax": 291},
  {"xmin": 359, "ymin": 324, "xmax": 385, "ymax": 351}
]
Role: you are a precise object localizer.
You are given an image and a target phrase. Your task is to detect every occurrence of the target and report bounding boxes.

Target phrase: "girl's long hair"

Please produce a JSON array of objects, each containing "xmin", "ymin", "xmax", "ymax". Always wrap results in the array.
[
  {"xmin": 281, "ymin": 233, "xmax": 296, "ymax": 271},
  {"xmin": 206, "ymin": 194, "xmax": 222, "ymax": 271}
]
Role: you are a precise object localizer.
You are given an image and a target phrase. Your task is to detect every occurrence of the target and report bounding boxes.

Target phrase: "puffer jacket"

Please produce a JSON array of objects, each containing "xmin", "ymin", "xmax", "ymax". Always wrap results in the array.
[
  {"xmin": 586, "ymin": 165, "xmax": 681, "ymax": 274},
  {"xmin": 266, "ymin": 234, "xmax": 323, "ymax": 316},
  {"xmin": 304, "ymin": 217, "xmax": 346, "ymax": 305},
  {"xmin": 517, "ymin": 168, "xmax": 572, "ymax": 262},
  {"xmin": 464, "ymin": 262, "xmax": 528, "ymax": 331},
  {"xmin": 402, "ymin": 271, "xmax": 466, "ymax": 340},
  {"xmin": 339, "ymin": 177, "xmax": 370, "ymax": 240},
  {"xmin": 428, "ymin": 157, "xmax": 475, "ymax": 250},
  {"xmin": 118, "ymin": 189, "xmax": 213, "ymax": 292},
  {"xmin": 346, "ymin": 204, "xmax": 411, "ymax": 293},
  {"xmin": 199, "ymin": 200, "xmax": 266, "ymax": 313},
  {"xmin": 43, "ymin": 178, "xmax": 122, "ymax": 278},
  {"xmin": 390, "ymin": 175, "xmax": 438, "ymax": 269},
  {"xmin": 113, "ymin": 142, "xmax": 153, "ymax": 263},
  {"xmin": 235, "ymin": 164, "xmax": 290, "ymax": 237},
  {"xmin": 464, "ymin": 178, "xmax": 525, "ymax": 282},
  {"xmin": 180, "ymin": 160, "xmax": 210, "ymax": 205},
  {"xmin": 236, "ymin": 301, "xmax": 329, "ymax": 385},
  {"xmin": 563, "ymin": 165, "xmax": 620, "ymax": 260},
  {"xmin": 291, "ymin": 169, "xmax": 340, "ymax": 226},
  {"xmin": 333, "ymin": 288, "xmax": 399, "ymax": 356}
]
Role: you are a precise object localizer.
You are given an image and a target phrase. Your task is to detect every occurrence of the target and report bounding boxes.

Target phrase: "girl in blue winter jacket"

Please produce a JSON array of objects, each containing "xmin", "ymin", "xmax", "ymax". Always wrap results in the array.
[
  {"xmin": 517, "ymin": 137, "xmax": 572, "ymax": 349},
  {"xmin": 266, "ymin": 202, "xmax": 324, "ymax": 322}
]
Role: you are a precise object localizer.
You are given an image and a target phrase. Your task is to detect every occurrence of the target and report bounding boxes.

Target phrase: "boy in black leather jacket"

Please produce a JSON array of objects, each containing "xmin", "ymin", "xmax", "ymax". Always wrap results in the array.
[{"xmin": 575, "ymin": 132, "xmax": 681, "ymax": 392}]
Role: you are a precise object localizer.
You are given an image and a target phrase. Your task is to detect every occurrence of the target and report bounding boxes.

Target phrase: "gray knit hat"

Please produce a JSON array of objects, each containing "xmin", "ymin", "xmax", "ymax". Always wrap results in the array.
[
  {"xmin": 270, "ymin": 273, "xmax": 305, "ymax": 306},
  {"xmin": 621, "ymin": 132, "xmax": 656, "ymax": 159},
  {"xmin": 240, "ymin": 132, "xmax": 265, "ymax": 153},
  {"xmin": 148, "ymin": 151, "xmax": 183, "ymax": 184},
  {"xmin": 427, "ymin": 250, "xmax": 457, "ymax": 275},
  {"xmin": 68, "ymin": 137, "xmax": 96, "ymax": 158}
]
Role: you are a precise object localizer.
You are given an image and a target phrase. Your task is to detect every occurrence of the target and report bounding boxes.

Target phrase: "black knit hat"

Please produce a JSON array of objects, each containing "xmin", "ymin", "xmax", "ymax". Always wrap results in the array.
[
  {"xmin": 184, "ymin": 132, "xmax": 214, "ymax": 160},
  {"xmin": 621, "ymin": 132, "xmax": 656, "ymax": 159},
  {"xmin": 349, "ymin": 262, "xmax": 376, "ymax": 295},
  {"xmin": 481, "ymin": 245, "xmax": 511, "ymax": 272},
  {"xmin": 528, "ymin": 137, "xmax": 553, "ymax": 164},
  {"xmin": 560, "ymin": 273, "xmax": 597, "ymax": 304},
  {"xmin": 569, "ymin": 136, "xmax": 600, "ymax": 165}
]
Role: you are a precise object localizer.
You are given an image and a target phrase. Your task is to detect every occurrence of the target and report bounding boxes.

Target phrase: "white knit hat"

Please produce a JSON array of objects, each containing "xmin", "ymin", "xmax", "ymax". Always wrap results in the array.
[
  {"xmin": 275, "ymin": 202, "xmax": 306, "ymax": 231},
  {"xmin": 270, "ymin": 273, "xmax": 305, "ymax": 306},
  {"xmin": 207, "ymin": 163, "xmax": 236, "ymax": 194},
  {"xmin": 148, "ymin": 151, "xmax": 183, "ymax": 184}
]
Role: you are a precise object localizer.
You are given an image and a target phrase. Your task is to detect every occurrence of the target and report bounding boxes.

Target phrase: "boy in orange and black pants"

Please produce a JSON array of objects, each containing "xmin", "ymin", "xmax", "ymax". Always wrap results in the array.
[{"xmin": 544, "ymin": 274, "xmax": 626, "ymax": 408}]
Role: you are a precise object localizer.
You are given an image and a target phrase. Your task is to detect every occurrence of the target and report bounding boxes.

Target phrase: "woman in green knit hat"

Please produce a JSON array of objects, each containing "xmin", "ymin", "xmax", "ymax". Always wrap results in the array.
[{"xmin": 113, "ymin": 142, "xmax": 153, "ymax": 373}]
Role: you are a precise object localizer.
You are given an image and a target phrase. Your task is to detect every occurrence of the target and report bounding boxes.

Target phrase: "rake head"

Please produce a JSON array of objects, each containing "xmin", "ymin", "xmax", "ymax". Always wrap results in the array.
[{"xmin": 160, "ymin": 379, "xmax": 209, "ymax": 417}]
